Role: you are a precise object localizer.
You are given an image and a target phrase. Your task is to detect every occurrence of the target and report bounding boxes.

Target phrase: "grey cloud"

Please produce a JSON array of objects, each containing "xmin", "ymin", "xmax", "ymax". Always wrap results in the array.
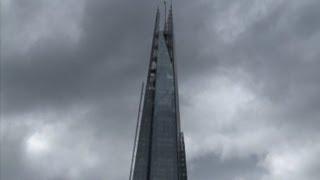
[
  {"xmin": 189, "ymin": 154, "xmax": 266, "ymax": 180},
  {"xmin": 1, "ymin": 0, "xmax": 320, "ymax": 180}
]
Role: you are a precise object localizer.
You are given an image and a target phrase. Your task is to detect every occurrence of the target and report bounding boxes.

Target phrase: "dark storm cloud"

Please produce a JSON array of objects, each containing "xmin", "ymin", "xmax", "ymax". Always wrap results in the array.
[
  {"xmin": 1, "ymin": 0, "xmax": 320, "ymax": 180},
  {"xmin": 1, "ymin": 0, "xmax": 166, "ymax": 179},
  {"xmin": 2, "ymin": 0, "xmax": 155, "ymax": 115},
  {"xmin": 220, "ymin": 1, "xmax": 320, "ymax": 129}
]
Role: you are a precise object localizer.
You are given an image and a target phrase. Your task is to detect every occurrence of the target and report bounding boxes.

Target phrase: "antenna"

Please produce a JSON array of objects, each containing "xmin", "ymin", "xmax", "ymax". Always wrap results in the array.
[{"xmin": 163, "ymin": 0, "xmax": 167, "ymax": 28}]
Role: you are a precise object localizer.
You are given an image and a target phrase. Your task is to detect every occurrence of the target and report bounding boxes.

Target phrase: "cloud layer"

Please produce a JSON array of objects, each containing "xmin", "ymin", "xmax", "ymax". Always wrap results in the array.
[{"xmin": 1, "ymin": 0, "xmax": 320, "ymax": 180}]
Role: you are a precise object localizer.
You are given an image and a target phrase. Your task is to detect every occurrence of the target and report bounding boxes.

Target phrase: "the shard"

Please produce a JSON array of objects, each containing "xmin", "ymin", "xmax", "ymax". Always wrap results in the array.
[{"xmin": 129, "ymin": 4, "xmax": 187, "ymax": 180}]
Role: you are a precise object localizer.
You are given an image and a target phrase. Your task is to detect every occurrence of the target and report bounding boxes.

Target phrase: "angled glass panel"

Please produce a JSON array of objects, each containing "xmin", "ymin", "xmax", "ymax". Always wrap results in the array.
[{"xmin": 149, "ymin": 33, "xmax": 178, "ymax": 180}]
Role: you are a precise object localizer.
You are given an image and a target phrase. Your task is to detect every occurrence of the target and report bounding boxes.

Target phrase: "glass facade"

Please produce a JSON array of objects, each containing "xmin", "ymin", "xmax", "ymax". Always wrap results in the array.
[
  {"xmin": 149, "ymin": 33, "xmax": 178, "ymax": 180},
  {"xmin": 131, "ymin": 6, "xmax": 187, "ymax": 180}
]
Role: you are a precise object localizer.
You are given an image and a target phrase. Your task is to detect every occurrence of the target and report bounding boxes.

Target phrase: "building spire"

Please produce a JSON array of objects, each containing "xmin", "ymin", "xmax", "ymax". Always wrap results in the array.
[
  {"xmin": 152, "ymin": 6, "xmax": 160, "ymax": 39},
  {"xmin": 162, "ymin": 0, "xmax": 167, "ymax": 31},
  {"xmin": 131, "ymin": 3, "xmax": 187, "ymax": 180}
]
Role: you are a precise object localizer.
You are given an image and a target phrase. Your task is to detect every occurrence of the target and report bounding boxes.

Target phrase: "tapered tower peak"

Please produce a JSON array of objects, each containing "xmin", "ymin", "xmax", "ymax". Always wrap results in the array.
[{"xmin": 129, "ymin": 4, "xmax": 187, "ymax": 180}]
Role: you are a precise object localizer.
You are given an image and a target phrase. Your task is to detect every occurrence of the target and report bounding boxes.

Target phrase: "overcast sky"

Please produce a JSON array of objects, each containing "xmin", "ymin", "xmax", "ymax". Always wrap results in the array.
[{"xmin": 1, "ymin": 0, "xmax": 320, "ymax": 180}]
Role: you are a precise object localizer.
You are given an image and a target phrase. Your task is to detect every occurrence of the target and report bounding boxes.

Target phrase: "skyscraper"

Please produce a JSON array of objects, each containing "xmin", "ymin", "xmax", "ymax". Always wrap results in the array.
[{"xmin": 129, "ymin": 4, "xmax": 187, "ymax": 180}]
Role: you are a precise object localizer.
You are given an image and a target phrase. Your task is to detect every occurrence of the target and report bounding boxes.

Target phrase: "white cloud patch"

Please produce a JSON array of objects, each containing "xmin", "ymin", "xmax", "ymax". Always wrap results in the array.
[
  {"xmin": 26, "ymin": 131, "xmax": 51, "ymax": 155},
  {"xmin": 261, "ymin": 143, "xmax": 320, "ymax": 180}
]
